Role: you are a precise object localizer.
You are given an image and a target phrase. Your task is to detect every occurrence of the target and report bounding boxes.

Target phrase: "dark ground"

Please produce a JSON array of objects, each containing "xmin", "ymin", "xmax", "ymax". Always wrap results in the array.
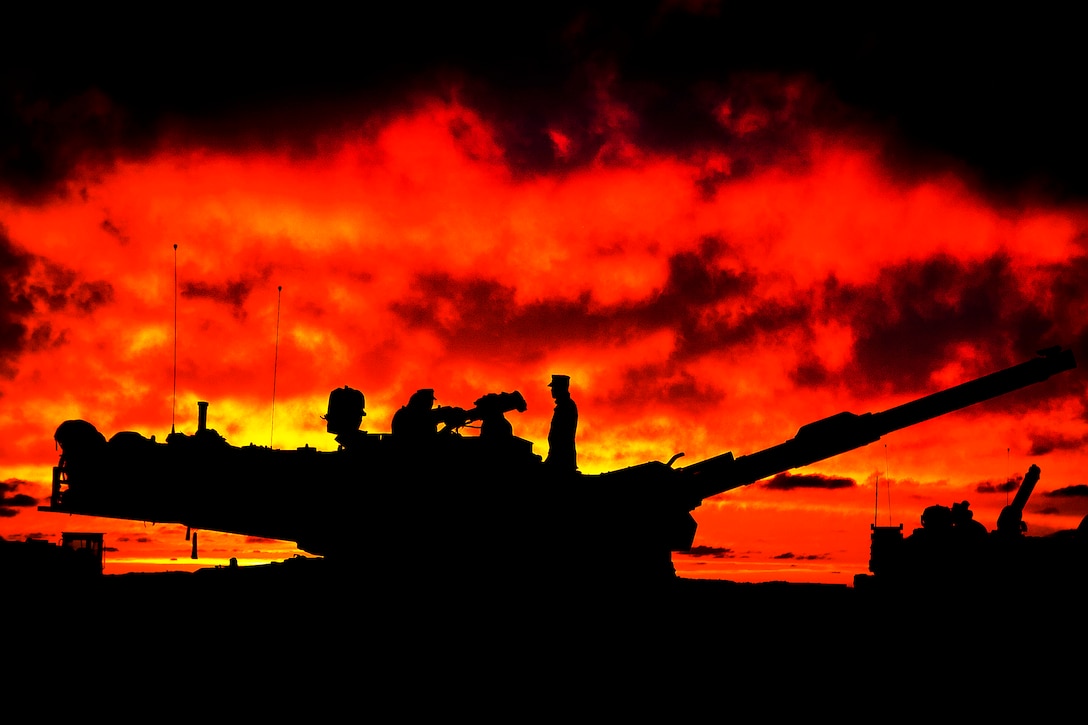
[{"xmin": 4, "ymin": 560, "xmax": 1083, "ymax": 716}]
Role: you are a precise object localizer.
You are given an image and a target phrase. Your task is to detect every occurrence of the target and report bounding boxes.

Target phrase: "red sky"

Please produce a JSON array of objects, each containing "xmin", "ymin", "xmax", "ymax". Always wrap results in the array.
[{"xmin": 3, "ymin": 6, "xmax": 1087, "ymax": 585}]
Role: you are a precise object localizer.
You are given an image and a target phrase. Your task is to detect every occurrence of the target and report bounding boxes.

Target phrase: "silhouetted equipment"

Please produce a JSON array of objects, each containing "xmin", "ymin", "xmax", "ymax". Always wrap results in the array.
[
  {"xmin": 443, "ymin": 391, "xmax": 527, "ymax": 436},
  {"xmin": 0, "ymin": 532, "xmax": 104, "ymax": 581},
  {"xmin": 996, "ymin": 463, "xmax": 1040, "ymax": 536},
  {"xmin": 40, "ymin": 347, "xmax": 1076, "ymax": 591},
  {"xmin": 858, "ymin": 460, "xmax": 1088, "ymax": 594}
]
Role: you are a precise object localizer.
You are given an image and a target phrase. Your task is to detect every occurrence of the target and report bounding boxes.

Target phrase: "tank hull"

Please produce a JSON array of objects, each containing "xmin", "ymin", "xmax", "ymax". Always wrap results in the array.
[{"xmin": 43, "ymin": 428, "xmax": 692, "ymax": 590}]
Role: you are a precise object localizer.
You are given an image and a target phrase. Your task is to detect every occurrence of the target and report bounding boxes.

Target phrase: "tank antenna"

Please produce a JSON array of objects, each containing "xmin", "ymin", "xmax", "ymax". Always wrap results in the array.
[
  {"xmin": 885, "ymin": 443, "xmax": 892, "ymax": 526},
  {"xmin": 172, "ymin": 243, "xmax": 178, "ymax": 435},
  {"xmin": 873, "ymin": 448, "xmax": 880, "ymax": 526},
  {"xmin": 270, "ymin": 285, "xmax": 282, "ymax": 448},
  {"xmin": 1006, "ymin": 446, "xmax": 1011, "ymax": 507}
]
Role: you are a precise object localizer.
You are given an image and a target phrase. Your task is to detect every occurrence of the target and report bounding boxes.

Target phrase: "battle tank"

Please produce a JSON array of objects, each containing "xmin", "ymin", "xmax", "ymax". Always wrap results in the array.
[
  {"xmin": 856, "ymin": 461, "xmax": 1088, "ymax": 595},
  {"xmin": 41, "ymin": 346, "xmax": 1077, "ymax": 592}
]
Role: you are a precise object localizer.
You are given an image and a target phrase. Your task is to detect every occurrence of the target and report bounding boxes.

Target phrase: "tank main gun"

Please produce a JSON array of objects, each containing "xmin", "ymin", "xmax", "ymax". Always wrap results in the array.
[
  {"xmin": 677, "ymin": 346, "xmax": 1077, "ymax": 505},
  {"xmin": 996, "ymin": 463, "xmax": 1041, "ymax": 536}
]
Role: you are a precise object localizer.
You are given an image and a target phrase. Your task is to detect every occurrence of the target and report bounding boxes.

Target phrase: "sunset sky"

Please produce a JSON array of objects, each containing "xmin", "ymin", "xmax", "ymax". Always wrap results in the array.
[{"xmin": 3, "ymin": 5, "xmax": 1087, "ymax": 586}]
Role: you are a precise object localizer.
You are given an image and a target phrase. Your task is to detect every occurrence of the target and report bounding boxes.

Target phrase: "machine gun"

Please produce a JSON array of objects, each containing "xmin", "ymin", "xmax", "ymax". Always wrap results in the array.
[{"xmin": 440, "ymin": 391, "xmax": 527, "ymax": 436}]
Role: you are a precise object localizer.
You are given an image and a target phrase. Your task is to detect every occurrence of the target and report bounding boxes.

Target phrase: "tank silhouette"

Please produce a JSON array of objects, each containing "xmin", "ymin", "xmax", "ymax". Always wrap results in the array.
[
  {"xmin": 857, "ymin": 460, "xmax": 1088, "ymax": 594},
  {"xmin": 41, "ymin": 347, "xmax": 1076, "ymax": 590}
]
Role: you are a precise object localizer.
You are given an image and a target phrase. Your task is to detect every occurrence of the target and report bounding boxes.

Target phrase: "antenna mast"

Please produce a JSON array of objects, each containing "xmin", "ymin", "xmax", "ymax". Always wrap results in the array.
[
  {"xmin": 172, "ymin": 243, "xmax": 178, "ymax": 435},
  {"xmin": 873, "ymin": 448, "xmax": 879, "ymax": 526},
  {"xmin": 1007, "ymin": 446, "xmax": 1011, "ymax": 506},
  {"xmin": 885, "ymin": 443, "xmax": 892, "ymax": 526},
  {"xmin": 874, "ymin": 443, "xmax": 893, "ymax": 526},
  {"xmin": 271, "ymin": 285, "xmax": 282, "ymax": 448}
]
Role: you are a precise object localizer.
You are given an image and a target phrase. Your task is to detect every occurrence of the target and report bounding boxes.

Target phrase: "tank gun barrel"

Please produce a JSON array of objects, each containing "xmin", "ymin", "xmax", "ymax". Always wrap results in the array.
[
  {"xmin": 996, "ymin": 463, "xmax": 1041, "ymax": 535},
  {"xmin": 681, "ymin": 346, "xmax": 1076, "ymax": 502},
  {"xmin": 1008, "ymin": 464, "xmax": 1041, "ymax": 514}
]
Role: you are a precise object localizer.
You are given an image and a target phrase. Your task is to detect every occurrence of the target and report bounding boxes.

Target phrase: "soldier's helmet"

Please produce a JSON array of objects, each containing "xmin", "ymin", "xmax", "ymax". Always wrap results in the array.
[{"xmin": 409, "ymin": 388, "xmax": 436, "ymax": 408}]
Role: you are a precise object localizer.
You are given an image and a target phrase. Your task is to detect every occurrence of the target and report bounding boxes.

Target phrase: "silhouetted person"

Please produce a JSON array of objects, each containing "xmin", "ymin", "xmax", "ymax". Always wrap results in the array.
[
  {"xmin": 544, "ymin": 374, "xmax": 578, "ymax": 472},
  {"xmin": 949, "ymin": 500, "xmax": 989, "ymax": 580},
  {"xmin": 392, "ymin": 389, "xmax": 440, "ymax": 439},
  {"xmin": 950, "ymin": 500, "xmax": 988, "ymax": 541},
  {"xmin": 322, "ymin": 385, "xmax": 367, "ymax": 449},
  {"xmin": 54, "ymin": 419, "xmax": 107, "ymax": 476},
  {"xmin": 391, "ymin": 389, "xmax": 467, "ymax": 440},
  {"xmin": 908, "ymin": 504, "xmax": 953, "ymax": 543}
]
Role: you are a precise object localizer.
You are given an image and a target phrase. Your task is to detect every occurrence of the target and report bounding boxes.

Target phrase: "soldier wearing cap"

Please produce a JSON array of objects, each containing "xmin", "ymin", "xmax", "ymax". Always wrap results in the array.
[{"xmin": 545, "ymin": 374, "xmax": 578, "ymax": 472}]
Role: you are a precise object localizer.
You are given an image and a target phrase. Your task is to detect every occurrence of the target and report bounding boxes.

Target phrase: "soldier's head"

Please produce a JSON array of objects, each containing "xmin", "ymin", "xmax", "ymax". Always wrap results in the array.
[
  {"xmin": 409, "ymin": 388, "xmax": 436, "ymax": 409},
  {"xmin": 548, "ymin": 374, "xmax": 571, "ymax": 398},
  {"xmin": 951, "ymin": 500, "xmax": 974, "ymax": 522}
]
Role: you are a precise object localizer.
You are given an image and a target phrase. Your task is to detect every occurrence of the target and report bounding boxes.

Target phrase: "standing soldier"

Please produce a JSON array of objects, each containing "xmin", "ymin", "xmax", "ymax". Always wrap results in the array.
[{"xmin": 545, "ymin": 374, "xmax": 578, "ymax": 472}]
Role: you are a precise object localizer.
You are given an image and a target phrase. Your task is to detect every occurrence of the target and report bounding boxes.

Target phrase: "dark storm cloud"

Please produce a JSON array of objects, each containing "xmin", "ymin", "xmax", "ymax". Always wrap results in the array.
[
  {"xmin": 182, "ymin": 278, "xmax": 256, "ymax": 317},
  {"xmin": 642, "ymin": 239, "xmax": 787, "ymax": 360},
  {"xmin": 976, "ymin": 479, "xmax": 1019, "ymax": 495},
  {"xmin": 4, "ymin": 5, "xmax": 1085, "ymax": 203},
  {"xmin": 1044, "ymin": 485, "xmax": 1088, "ymax": 499},
  {"xmin": 608, "ymin": 364, "xmax": 726, "ymax": 412},
  {"xmin": 32, "ymin": 264, "xmax": 114, "ymax": 314},
  {"xmin": 760, "ymin": 472, "xmax": 855, "ymax": 491},
  {"xmin": 1, "ymin": 230, "xmax": 114, "ymax": 376},
  {"xmin": 837, "ymin": 12, "xmax": 1088, "ymax": 203},
  {"xmin": 806, "ymin": 253, "xmax": 1068, "ymax": 397},
  {"xmin": 0, "ymin": 479, "xmax": 37, "ymax": 517},
  {"xmin": 0, "ymin": 87, "xmax": 131, "ymax": 203},
  {"xmin": 1044, "ymin": 255, "xmax": 1088, "ymax": 385},
  {"xmin": 686, "ymin": 545, "xmax": 733, "ymax": 558},
  {"xmin": 1027, "ymin": 431, "xmax": 1087, "ymax": 457},
  {"xmin": 101, "ymin": 219, "xmax": 130, "ymax": 245},
  {"xmin": 389, "ymin": 240, "xmax": 769, "ymax": 373},
  {"xmin": 0, "ymin": 232, "xmax": 34, "ymax": 373},
  {"xmin": 773, "ymin": 552, "xmax": 830, "ymax": 561},
  {"xmin": 384, "ymin": 245, "xmax": 1074, "ymax": 414},
  {"xmin": 389, "ymin": 274, "xmax": 589, "ymax": 363}
]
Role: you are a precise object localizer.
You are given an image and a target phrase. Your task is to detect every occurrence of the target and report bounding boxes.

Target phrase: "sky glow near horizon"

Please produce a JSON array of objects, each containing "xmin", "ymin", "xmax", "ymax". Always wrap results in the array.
[{"xmin": 3, "ymin": 8, "xmax": 1088, "ymax": 585}]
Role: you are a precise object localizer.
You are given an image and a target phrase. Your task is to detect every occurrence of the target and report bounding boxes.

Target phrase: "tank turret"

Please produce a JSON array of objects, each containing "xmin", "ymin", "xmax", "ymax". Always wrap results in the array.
[{"xmin": 857, "ymin": 458, "xmax": 1088, "ymax": 595}]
